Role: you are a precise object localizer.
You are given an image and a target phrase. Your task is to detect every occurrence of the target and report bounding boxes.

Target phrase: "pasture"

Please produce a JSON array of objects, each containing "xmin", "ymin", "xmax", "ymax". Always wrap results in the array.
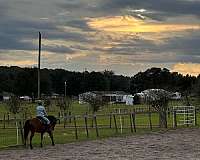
[{"xmin": 0, "ymin": 99, "xmax": 199, "ymax": 149}]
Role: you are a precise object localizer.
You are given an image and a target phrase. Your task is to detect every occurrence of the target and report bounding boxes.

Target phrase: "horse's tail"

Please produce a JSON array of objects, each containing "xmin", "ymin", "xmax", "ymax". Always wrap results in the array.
[{"xmin": 24, "ymin": 120, "xmax": 30, "ymax": 145}]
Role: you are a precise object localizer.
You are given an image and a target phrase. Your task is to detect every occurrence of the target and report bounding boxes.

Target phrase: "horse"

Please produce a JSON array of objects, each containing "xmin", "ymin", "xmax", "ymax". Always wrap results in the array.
[{"xmin": 24, "ymin": 115, "xmax": 58, "ymax": 149}]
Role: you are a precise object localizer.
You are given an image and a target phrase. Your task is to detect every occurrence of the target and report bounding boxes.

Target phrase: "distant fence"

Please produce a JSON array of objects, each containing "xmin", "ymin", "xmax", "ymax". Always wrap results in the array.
[{"xmin": 0, "ymin": 106, "xmax": 198, "ymax": 148}]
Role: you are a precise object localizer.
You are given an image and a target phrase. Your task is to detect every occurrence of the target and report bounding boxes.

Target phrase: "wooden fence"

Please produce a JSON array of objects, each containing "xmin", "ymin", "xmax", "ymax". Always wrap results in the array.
[{"xmin": 0, "ymin": 108, "xmax": 198, "ymax": 148}]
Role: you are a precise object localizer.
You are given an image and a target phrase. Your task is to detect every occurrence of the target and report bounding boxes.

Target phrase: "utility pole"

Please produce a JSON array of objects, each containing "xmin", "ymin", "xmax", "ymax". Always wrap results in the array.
[
  {"xmin": 64, "ymin": 81, "xmax": 67, "ymax": 97},
  {"xmin": 38, "ymin": 32, "xmax": 41, "ymax": 99}
]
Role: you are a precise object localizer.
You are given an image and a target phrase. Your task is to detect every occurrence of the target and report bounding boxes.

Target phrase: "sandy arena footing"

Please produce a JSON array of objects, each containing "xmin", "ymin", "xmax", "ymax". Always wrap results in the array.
[{"xmin": 1, "ymin": 128, "xmax": 200, "ymax": 160}]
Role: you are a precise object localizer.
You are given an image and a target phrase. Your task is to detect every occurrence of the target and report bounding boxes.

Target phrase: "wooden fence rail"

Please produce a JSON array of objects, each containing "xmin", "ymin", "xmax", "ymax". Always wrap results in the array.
[{"xmin": 0, "ymin": 108, "xmax": 198, "ymax": 148}]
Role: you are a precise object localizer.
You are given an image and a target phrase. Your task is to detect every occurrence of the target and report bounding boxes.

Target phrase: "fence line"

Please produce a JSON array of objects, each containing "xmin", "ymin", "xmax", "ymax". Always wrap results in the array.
[{"xmin": 0, "ymin": 107, "xmax": 198, "ymax": 148}]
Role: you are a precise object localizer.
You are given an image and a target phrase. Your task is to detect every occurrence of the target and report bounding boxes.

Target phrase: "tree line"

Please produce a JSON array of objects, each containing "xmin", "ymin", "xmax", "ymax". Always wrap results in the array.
[{"xmin": 0, "ymin": 66, "xmax": 199, "ymax": 98}]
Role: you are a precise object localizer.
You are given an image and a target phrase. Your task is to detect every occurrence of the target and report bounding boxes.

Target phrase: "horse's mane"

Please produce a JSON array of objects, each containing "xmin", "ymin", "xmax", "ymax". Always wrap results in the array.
[{"xmin": 47, "ymin": 115, "xmax": 57, "ymax": 124}]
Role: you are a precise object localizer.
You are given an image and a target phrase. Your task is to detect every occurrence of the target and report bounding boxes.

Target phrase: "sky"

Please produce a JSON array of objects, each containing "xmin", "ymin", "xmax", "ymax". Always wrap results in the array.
[{"xmin": 0, "ymin": 0, "xmax": 200, "ymax": 76}]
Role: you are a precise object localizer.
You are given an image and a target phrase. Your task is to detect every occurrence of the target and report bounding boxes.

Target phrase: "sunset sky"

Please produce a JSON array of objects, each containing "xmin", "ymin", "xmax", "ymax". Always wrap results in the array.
[{"xmin": 0, "ymin": 0, "xmax": 200, "ymax": 76}]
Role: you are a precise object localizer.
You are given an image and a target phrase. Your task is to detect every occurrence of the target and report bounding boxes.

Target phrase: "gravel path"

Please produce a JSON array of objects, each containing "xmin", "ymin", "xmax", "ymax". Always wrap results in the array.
[{"xmin": 1, "ymin": 128, "xmax": 200, "ymax": 160}]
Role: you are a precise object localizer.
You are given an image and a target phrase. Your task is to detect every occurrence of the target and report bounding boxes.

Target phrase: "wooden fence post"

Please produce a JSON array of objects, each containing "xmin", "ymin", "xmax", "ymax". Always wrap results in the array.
[
  {"xmin": 84, "ymin": 114, "xmax": 89, "ymax": 138},
  {"xmin": 186, "ymin": 109, "xmax": 189, "ymax": 127},
  {"xmin": 58, "ymin": 112, "xmax": 60, "ymax": 119},
  {"xmin": 122, "ymin": 115, "xmax": 124, "ymax": 132},
  {"xmin": 63, "ymin": 113, "xmax": 68, "ymax": 128},
  {"xmin": 109, "ymin": 113, "xmax": 112, "ymax": 128},
  {"xmin": 19, "ymin": 121, "xmax": 24, "ymax": 145},
  {"xmin": 3, "ymin": 114, "xmax": 5, "ymax": 129},
  {"xmin": 7, "ymin": 113, "xmax": 10, "ymax": 126},
  {"xmin": 173, "ymin": 110, "xmax": 177, "ymax": 128},
  {"xmin": 129, "ymin": 113, "xmax": 133, "ymax": 133},
  {"xmin": 132, "ymin": 113, "xmax": 136, "ymax": 132},
  {"xmin": 168, "ymin": 108, "xmax": 170, "ymax": 118},
  {"xmin": 148, "ymin": 108, "xmax": 152, "ymax": 130},
  {"xmin": 94, "ymin": 114, "xmax": 99, "ymax": 137},
  {"xmin": 69, "ymin": 111, "xmax": 72, "ymax": 123},
  {"xmin": 25, "ymin": 111, "xmax": 27, "ymax": 120},
  {"xmin": 73, "ymin": 116, "xmax": 78, "ymax": 140},
  {"xmin": 113, "ymin": 114, "xmax": 118, "ymax": 133},
  {"xmin": 195, "ymin": 108, "xmax": 197, "ymax": 126},
  {"xmin": 64, "ymin": 115, "xmax": 66, "ymax": 128}
]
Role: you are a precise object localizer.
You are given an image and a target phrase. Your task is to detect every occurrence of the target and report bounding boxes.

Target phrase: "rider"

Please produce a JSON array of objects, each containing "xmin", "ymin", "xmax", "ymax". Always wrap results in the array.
[{"xmin": 36, "ymin": 100, "xmax": 50, "ymax": 129}]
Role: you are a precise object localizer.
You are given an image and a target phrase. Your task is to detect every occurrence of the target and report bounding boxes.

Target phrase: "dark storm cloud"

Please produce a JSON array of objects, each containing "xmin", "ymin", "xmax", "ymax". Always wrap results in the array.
[
  {"xmin": 0, "ymin": 18, "xmax": 57, "ymax": 51},
  {"xmin": 161, "ymin": 33, "xmax": 200, "ymax": 56},
  {"xmin": 45, "ymin": 30, "xmax": 92, "ymax": 43},
  {"xmin": 97, "ymin": 0, "xmax": 200, "ymax": 20},
  {"xmin": 0, "ymin": 9, "xmax": 92, "ymax": 52},
  {"xmin": 43, "ymin": 45, "xmax": 75, "ymax": 54},
  {"xmin": 0, "ymin": 0, "xmax": 93, "ymax": 52},
  {"xmin": 91, "ymin": 31, "xmax": 200, "ymax": 63},
  {"xmin": 55, "ymin": 1, "xmax": 84, "ymax": 10},
  {"xmin": 0, "ymin": 34, "xmax": 36, "ymax": 50},
  {"xmin": 0, "ymin": 18, "xmax": 57, "ymax": 37},
  {"xmin": 0, "ymin": 2, "xmax": 9, "ymax": 16},
  {"xmin": 70, "ymin": 45, "xmax": 90, "ymax": 51},
  {"xmin": 0, "ymin": 0, "xmax": 200, "ymax": 75}
]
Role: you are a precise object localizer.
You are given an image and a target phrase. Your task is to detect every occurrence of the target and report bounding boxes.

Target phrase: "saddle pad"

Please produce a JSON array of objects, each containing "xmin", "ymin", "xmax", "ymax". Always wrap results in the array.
[{"xmin": 36, "ymin": 116, "xmax": 48, "ymax": 125}]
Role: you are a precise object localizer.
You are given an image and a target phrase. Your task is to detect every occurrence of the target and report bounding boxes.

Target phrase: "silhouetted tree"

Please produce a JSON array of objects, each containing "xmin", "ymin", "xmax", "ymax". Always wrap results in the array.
[
  {"xmin": 144, "ymin": 89, "xmax": 171, "ymax": 128},
  {"xmin": 193, "ymin": 76, "xmax": 200, "ymax": 102},
  {"xmin": 0, "ymin": 66, "xmax": 197, "ymax": 98},
  {"xmin": 82, "ymin": 94, "xmax": 106, "ymax": 113},
  {"xmin": 56, "ymin": 96, "xmax": 72, "ymax": 116},
  {"xmin": 6, "ymin": 96, "xmax": 21, "ymax": 119}
]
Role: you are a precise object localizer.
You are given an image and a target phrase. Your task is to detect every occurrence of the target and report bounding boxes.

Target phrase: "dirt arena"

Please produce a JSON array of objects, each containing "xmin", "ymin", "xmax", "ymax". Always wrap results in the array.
[{"xmin": 1, "ymin": 128, "xmax": 200, "ymax": 160}]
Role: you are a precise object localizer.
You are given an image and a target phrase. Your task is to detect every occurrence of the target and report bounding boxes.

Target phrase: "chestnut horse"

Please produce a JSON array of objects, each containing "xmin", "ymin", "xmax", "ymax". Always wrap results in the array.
[{"xmin": 24, "ymin": 115, "xmax": 57, "ymax": 149}]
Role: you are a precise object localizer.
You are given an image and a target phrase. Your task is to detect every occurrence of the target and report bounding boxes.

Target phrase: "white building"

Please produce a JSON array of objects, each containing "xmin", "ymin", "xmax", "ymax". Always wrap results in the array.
[
  {"xmin": 3, "ymin": 96, "xmax": 10, "ymax": 101},
  {"xmin": 171, "ymin": 92, "xmax": 181, "ymax": 100},
  {"xmin": 20, "ymin": 96, "xmax": 31, "ymax": 101},
  {"xmin": 79, "ymin": 91, "xmax": 134, "ymax": 105},
  {"xmin": 124, "ymin": 95, "xmax": 134, "ymax": 105}
]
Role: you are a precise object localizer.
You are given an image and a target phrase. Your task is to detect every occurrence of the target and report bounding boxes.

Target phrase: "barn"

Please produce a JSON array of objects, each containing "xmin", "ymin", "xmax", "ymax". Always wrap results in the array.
[{"xmin": 79, "ymin": 91, "xmax": 134, "ymax": 105}]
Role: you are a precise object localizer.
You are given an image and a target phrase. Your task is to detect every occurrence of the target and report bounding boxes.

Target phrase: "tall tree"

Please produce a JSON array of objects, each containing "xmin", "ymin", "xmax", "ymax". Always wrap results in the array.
[{"xmin": 144, "ymin": 89, "xmax": 171, "ymax": 128}]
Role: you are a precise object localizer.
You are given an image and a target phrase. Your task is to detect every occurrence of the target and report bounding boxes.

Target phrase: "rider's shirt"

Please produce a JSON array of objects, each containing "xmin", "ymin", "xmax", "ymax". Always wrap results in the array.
[{"xmin": 36, "ymin": 105, "xmax": 47, "ymax": 117}]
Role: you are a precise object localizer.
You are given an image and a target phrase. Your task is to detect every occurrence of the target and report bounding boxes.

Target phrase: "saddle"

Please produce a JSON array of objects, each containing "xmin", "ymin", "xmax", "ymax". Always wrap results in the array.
[{"xmin": 36, "ymin": 116, "xmax": 48, "ymax": 125}]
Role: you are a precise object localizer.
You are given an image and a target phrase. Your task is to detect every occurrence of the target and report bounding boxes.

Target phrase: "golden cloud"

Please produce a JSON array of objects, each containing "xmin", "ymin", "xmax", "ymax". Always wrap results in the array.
[
  {"xmin": 0, "ymin": 60, "xmax": 36, "ymax": 66},
  {"xmin": 87, "ymin": 16, "xmax": 200, "ymax": 33},
  {"xmin": 65, "ymin": 53, "xmax": 88, "ymax": 61},
  {"xmin": 172, "ymin": 63, "xmax": 200, "ymax": 76}
]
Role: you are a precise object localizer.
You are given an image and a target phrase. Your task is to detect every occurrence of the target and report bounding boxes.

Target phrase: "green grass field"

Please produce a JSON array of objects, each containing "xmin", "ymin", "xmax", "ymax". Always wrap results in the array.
[{"xmin": 0, "ymin": 99, "xmax": 199, "ymax": 149}]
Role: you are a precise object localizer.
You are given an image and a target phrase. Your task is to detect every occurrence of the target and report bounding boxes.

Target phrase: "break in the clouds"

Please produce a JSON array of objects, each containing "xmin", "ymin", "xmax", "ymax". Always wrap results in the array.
[{"xmin": 0, "ymin": 0, "xmax": 200, "ymax": 76}]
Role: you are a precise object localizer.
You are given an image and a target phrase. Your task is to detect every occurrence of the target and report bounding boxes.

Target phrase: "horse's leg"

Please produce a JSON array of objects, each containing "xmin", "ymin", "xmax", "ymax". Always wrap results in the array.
[
  {"xmin": 24, "ymin": 135, "xmax": 27, "ymax": 147},
  {"xmin": 30, "ymin": 131, "xmax": 35, "ymax": 149},
  {"xmin": 48, "ymin": 131, "xmax": 55, "ymax": 146},
  {"xmin": 40, "ymin": 132, "xmax": 44, "ymax": 148},
  {"xmin": 24, "ymin": 120, "xmax": 30, "ymax": 147}
]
